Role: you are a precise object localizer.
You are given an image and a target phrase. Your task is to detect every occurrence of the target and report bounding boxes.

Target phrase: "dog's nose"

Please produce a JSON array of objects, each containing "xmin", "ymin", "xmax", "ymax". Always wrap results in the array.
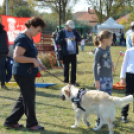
[{"xmin": 62, "ymin": 95, "xmax": 65, "ymax": 101}]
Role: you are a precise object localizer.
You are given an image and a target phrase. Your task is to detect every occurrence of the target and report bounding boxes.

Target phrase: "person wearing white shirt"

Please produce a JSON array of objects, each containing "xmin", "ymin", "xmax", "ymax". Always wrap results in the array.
[
  {"xmin": 81, "ymin": 38, "xmax": 87, "ymax": 51},
  {"xmin": 126, "ymin": 22, "xmax": 134, "ymax": 49},
  {"xmin": 120, "ymin": 32, "xmax": 134, "ymax": 123}
]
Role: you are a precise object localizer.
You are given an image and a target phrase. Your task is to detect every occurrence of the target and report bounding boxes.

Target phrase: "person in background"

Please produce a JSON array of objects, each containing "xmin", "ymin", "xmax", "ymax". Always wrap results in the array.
[
  {"xmin": 120, "ymin": 33, "xmax": 134, "ymax": 123},
  {"xmin": 52, "ymin": 32, "xmax": 63, "ymax": 67},
  {"xmin": 113, "ymin": 33, "xmax": 116, "ymax": 46},
  {"xmin": 80, "ymin": 37, "xmax": 87, "ymax": 51},
  {"xmin": 0, "ymin": 23, "xmax": 9, "ymax": 89},
  {"xmin": 126, "ymin": 22, "xmax": 134, "ymax": 49},
  {"xmin": 91, "ymin": 36, "xmax": 100, "ymax": 53},
  {"xmin": 4, "ymin": 16, "xmax": 46, "ymax": 131},
  {"xmin": 56, "ymin": 20, "xmax": 81, "ymax": 86},
  {"xmin": 93, "ymin": 31, "xmax": 114, "ymax": 127},
  {"xmin": 120, "ymin": 30, "xmax": 125, "ymax": 46}
]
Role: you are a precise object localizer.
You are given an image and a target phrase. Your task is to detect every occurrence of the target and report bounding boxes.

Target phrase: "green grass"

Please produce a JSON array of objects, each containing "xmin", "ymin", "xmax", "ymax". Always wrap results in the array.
[{"xmin": 1, "ymin": 46, "xmax": 134, "ymax": 134}]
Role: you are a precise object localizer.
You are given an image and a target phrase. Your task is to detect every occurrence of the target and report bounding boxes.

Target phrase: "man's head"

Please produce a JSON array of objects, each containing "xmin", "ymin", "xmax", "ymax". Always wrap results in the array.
[
  {"xmin": 131, "ymin": 22, "xmax": 134, "ymax": 31},
  {"xmin": 65, "ymin": 20, "xmax": 75, "ymax": 32}
]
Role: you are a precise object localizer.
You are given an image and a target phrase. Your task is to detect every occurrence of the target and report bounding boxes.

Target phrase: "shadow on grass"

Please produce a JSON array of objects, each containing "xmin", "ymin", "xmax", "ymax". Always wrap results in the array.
[
  {"xmin": 36, "ymin": 90, "xmax": 60, "ymax": 98},
  {"xmin": 0, "ymin": 95, "xmax": 72, "ymax": 110},
  {"xmin": 112, "ymin": 89, "xmax": 125, "ymax": 96},
  {"xmin": 76, "ymin": 71, "xmax": 93, "ymax": 75},
  {"xmin": 4, "ymin": 127, "xmax": 70, "ymax": 134}
]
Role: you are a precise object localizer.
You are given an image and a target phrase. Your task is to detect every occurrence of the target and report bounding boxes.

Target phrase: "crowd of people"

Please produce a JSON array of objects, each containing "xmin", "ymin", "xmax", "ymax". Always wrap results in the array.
[{"xmin": 1, "ymin": 16, "xmax": 134, "ymax": 131}]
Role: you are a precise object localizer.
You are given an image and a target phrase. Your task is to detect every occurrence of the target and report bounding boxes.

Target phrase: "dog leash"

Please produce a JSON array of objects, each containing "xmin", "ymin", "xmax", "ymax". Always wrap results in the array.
[{"xmin": 45, "ymin": 70, "xmax": 64, "ymax": 83}]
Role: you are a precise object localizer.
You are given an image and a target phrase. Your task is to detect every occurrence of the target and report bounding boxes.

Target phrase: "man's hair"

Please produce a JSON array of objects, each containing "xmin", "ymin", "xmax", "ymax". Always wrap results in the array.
[
  {"xmin": 131, "ymin": 22, "xmax": 134, "ymax": 30},
  {"xmin": 25, "ymin": 16, "xmax": 46, "ymax": 29}
]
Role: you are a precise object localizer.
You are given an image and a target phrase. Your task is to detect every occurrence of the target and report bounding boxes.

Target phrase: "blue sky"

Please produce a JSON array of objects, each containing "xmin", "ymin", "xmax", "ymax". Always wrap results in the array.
[{"xmin": 0, "ymin": 0, "xmax": 89, "ymax": 13}]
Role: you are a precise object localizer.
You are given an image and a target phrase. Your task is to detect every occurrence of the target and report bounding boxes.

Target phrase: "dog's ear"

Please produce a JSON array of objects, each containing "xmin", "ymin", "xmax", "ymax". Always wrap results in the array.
[{"xmin": 64, "ymin": 88, "xmax": 70, "ymax": 96}]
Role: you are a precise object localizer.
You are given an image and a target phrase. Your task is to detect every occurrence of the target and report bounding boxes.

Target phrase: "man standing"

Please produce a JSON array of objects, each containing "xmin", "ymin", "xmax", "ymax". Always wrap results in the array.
[
  {"xmin": 56, "ymin": 20, "xmax": 81, "ymax": 86},
  {"xmin": 126, "ymin": 22, "xmax": 134, "ymax": 49}
]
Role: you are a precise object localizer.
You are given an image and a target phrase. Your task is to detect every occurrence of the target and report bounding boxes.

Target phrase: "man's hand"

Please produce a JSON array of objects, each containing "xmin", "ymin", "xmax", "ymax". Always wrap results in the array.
[
  {"xmin": 120, "ymin": 78, "xmax": 126, "ymax": 85},
  {"xmin": 65, "ymin": 38, "xmax": 69, "ymax": 42},
  {"xmin": 72, "ymin": 36, "xmax": 76, "ymax": 41}
]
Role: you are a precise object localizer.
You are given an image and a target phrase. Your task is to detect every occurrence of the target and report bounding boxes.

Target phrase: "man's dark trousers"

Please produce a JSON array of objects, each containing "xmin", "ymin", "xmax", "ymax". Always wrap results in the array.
[
  {"xmin": 63, "ymin": 55, "xmax": 76, "ymax": 84},
  {"xmin": 121, "ymin": 73, "xmax": 134, "ymax": 117}
]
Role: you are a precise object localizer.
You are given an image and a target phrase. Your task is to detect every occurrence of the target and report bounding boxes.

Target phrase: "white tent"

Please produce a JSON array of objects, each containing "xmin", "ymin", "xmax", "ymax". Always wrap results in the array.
[{"xmin": 97, "ymin": 17, "xmax": 124, "ymax": 34}]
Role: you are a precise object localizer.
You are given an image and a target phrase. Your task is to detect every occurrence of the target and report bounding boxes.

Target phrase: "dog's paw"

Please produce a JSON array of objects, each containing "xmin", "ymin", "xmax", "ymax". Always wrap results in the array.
[
  {"xmin": 86, "ymin": 122, "xmax": 90, "ymax": 127},
  {"xmin": 71, "ymin": 125, "xmax": 77, "ymax": 128},
  {"xmin": 92, "ymin": 127, "xmax": 99, "ymax": 131}
]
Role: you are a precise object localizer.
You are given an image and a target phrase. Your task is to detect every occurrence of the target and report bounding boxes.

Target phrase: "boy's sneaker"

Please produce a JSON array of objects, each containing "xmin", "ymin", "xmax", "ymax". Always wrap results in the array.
[{"xmin": 121, "ymin": 116, "xmax": 127, "ymax": 123}]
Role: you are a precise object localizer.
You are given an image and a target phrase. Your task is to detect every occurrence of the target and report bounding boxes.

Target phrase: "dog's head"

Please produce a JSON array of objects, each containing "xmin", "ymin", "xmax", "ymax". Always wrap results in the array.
[{"xmin": 60, "ymin": 84, "xmax": 73, "ymax": 101}]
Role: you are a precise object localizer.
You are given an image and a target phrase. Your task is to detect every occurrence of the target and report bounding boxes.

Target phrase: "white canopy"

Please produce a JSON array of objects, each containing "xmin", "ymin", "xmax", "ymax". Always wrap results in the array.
[{"xmin": 97, "ymin": 17, "xmax": 124, "ymax": 34}]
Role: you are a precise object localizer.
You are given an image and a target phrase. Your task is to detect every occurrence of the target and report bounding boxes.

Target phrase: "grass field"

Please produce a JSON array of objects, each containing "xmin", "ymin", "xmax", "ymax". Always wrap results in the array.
[{"xmin": 1, "ymin": 45, "xmax": 134, "ymax": 134}]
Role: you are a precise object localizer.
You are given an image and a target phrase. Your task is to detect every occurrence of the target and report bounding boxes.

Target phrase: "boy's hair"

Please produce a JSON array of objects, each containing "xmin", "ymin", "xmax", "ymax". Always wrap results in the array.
[
  {"xmin": 99, "ymin": 31, "xmax": 113, "ymax": 41},
  {"xmin": 93, "ymin": 36, "xmax": 100, "ymax": 47},
  {"xmin": 94, "ymin": 31, "xmax": 112, "ymax": 46},
  {"xmin": 25, "ymin": 16, "xmax": 46, "ymax": 29},
  {"xmin": 131, "ymin": 32, "xmax": 134, "ymax": 40}
]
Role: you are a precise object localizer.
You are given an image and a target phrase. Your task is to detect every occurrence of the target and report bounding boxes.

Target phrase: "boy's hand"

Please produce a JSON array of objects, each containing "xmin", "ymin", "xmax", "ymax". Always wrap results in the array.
[{"xmin": 95, "ymin": 81, "xmax": 100, "ymax": 89}]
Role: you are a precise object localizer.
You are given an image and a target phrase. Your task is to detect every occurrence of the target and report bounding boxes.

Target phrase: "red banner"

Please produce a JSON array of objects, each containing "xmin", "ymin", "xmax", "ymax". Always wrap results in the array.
[{"xmin": 1, "ymin": 15, "xmax": 41, "ymax": 45}]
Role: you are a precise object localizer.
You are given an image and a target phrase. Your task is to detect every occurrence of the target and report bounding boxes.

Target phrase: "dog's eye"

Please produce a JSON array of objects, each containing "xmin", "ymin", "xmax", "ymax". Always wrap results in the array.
[{"xmin": 62, "ymin": 95, "xmax": 65, "ymax": 101}]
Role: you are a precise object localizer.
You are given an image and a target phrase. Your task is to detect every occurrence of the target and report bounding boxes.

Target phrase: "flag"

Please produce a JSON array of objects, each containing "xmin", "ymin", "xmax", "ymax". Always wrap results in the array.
[
  {"xmin": 1, "ymin": 14, "xmax": 41, "ymax": 45},
  {"xmin": 119, "ymin": 51, "xmax": 125, "ymax": 56}
]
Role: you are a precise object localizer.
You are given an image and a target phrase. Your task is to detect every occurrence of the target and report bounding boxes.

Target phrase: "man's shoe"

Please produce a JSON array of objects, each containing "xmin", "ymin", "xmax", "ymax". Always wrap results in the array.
[
  {"xmin": 63, "ymin": 81, "xmax": 68, "ymax": 84},
  {"xmin": 71, "ymin": 82, "xmax": 79, "ymax": 86},
  {"xmin": 121, "ymin": 116, "xmax": 127, "ymax": 123},
  {"xmin": 26, "ymin": 125, "xmax": 44, "ymax": 131}
]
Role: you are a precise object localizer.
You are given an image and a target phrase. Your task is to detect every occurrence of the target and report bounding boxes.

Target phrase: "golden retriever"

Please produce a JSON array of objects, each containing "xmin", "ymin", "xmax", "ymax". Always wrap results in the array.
[{"xmin": 60, "ymin": 85, "xmax": 133, "ymax": 134}]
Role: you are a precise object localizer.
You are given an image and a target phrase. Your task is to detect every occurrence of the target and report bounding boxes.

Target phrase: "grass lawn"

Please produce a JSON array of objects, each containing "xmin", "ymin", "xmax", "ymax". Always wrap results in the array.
[{"xmin": 1, "ymin": 45, "xmax": 134, "ymax": 134}]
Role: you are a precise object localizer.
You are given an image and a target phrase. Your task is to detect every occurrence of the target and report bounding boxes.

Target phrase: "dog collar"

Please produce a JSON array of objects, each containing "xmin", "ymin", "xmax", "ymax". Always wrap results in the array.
[{"xmin": 71, "ymin": 88, "xmax": 87, "ymax": 111}]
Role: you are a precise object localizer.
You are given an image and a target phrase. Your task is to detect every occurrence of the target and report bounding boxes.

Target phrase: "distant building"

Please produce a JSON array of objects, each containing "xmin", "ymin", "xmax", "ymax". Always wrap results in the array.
[
  {"xmin": 73, "ymin": 8, "xmax": 99, "ymax": 33},
  {"xmin": 116, "ymin": 13, "xmax": 131, "ymax": 23}
]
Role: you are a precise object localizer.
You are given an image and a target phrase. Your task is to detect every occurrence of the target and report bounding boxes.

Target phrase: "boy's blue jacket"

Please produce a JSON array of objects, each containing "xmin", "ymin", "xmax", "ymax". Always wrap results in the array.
[{"xmin": 56, "ymin": 29, "xmax": 81, "ymax": 56}]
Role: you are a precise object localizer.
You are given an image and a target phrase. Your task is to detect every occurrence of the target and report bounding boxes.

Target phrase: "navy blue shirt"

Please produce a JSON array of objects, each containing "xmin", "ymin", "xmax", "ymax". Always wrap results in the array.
[{"xmin": 12, "ymin": 33, "xmax": 38, "ymax": 76}]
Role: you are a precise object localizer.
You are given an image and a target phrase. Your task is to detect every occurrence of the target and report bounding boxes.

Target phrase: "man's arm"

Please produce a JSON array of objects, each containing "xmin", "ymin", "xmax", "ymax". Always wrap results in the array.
[
  {"xmin": 56, "ymin": 31, "xmax": 66, "ymax": 45},
  {"xmin": 74, "ymin": 30, "xmax": 81, "ymax": 42}
]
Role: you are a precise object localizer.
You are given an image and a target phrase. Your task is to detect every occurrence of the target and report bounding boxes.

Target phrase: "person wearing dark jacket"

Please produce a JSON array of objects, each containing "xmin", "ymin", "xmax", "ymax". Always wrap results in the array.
[
  {"xmin": 0, "ymin": 23, "xmax": 9, "ymax": 89},
  {"xmin": 56, "ymin": 20, "xmax": 81, "ymax": 86}
]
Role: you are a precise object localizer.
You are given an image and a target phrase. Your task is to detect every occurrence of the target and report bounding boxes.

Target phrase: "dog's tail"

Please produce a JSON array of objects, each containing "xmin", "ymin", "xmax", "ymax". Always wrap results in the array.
[{"xmin": 111, "ymin": 95, "xmax": 133, "ymax": 108}]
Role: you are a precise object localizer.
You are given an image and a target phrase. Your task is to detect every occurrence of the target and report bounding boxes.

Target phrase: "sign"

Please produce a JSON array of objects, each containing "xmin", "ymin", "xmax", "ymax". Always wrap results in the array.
[{"xmin": 1, "ymin": 15, "xmax": 41, "ymax": 45}]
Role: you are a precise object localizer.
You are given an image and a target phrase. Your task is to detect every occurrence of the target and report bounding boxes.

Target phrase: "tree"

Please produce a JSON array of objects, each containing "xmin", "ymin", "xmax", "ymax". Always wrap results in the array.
[
  {"xmin": 0, "ymin": 0, "xmax": 35, "ymax": 15},
  {"xmin": 110, "ymin": 6, "xmax": 134, "ymax": 20},
  {"xmin": 37, "ymin": 0, "xmax": 79, "ymax": 23},
  {"xmin": 86, "ymin": 0, "xmax": 134, "ymax": 23},
  {"xmin": 86, "ymin": 0, "xmax": 114, "ymax": 23},
  {"xmin": 12, "ymin": 6, "xmax": 34, "ymax": 17}
]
